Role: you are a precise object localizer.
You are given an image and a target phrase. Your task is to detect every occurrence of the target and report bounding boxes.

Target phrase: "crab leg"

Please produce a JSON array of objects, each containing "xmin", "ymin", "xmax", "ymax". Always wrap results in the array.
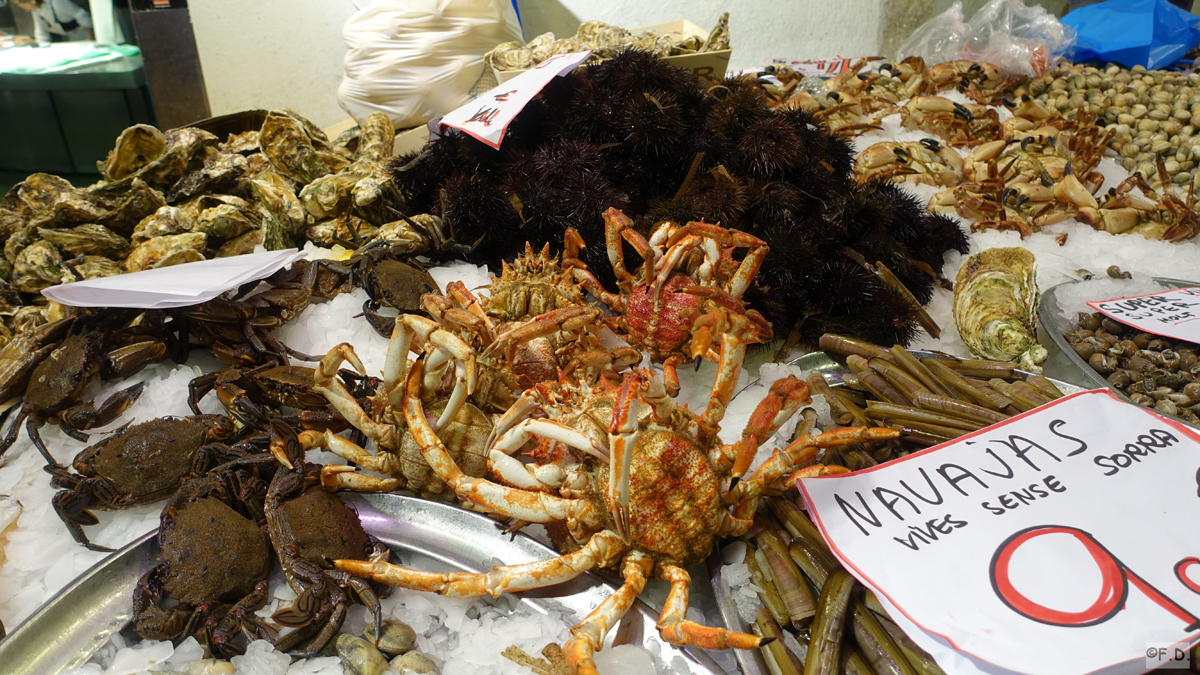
[
  {"xmin": 485, "ymin": 392, "xmax": 539, "ymax": 449},
  {"xmin": 404, "ymin": 358, "xmax": 594, "ymax": 524},
  {"xmin": 313, "ymin": 344, "xmax": 398, "ymax": 449},
  {"xmin": 723, "ymin": 427, "xmax": 901, "ymax": 535},
  {"xmin": 698, "ymin": 334, "xmax": 747, "ymax": 433},
  {"xmin": 726, "ymin": 244, "xmax": 768, "ymax": 300},
  {"xmin": 724, "ymin": 376, "xmax": 812, "ymax": 481},
  {"xmin": 609, "ymin": 373, "xmax": 639, "ymax": 543},
  {"xmin": 564, "ymin": 551, "xmax": 655, "ymax": 675},
  {"xmin": 603, "ymin": 207, "xmax": 638, "ymax": 293},
  {"xmin": 488, "ymin": 418, "xmax": 607, "ymax": 490},
  {"xmin": 661, "ymin": 354, "xmax": 684, "ymax": 397},
  {"xmin": 493, "ymin": 306, "xmax": 601, "ymax": 365},
  {"xmin": 656, "ymin": 564, "xmax": 766, "ymax": 649},
  {"xmin": 336, "ymin": 529, "xmax": 625, "ymax": 599},
  {"xmin": 572, "ymin": 267, "xmax": 624, "ymax": 311}
]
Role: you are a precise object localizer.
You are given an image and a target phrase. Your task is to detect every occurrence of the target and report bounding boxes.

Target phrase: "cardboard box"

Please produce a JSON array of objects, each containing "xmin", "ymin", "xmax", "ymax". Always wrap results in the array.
[
  {"xmin": 321, "ymin": 119, "xmax": 431, "ymax": 156},
  {"xmin": 492, "ymin": 19, "xmax": 732, "ymax": 85}
]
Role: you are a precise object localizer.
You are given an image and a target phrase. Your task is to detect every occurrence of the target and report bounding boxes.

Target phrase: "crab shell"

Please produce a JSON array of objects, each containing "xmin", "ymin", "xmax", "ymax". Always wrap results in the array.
[{"xmin": 622, "ymin": 273, "xmax": 705, "ymax": 358}]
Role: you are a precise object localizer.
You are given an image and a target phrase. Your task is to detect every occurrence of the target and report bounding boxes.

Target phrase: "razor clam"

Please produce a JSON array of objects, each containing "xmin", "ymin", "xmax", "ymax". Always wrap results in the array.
[
  {"xmin": 125, "ymin": 232, "xmax": 207, "ymax": 272},
  {"xmin": 12, "ymin": 240, "xmax": 69, "ymax": 293},
  {"xmin": 102, "ymin": 124, "xmax": 168, "ymax": 181},
  {"xmin": 131, "ymin": 206, "xmax": 195, "ymax": 245},
  {"xmin": 953, "ymin": 247, "xmax": 1047, "ymax": 373},
  {"xmin": 260, "ymin": 110, "xmax": 330, "ymax": 185},
  {"xmin": 37, "ymin": 224, "xmax": 130, "ymax": 258}
]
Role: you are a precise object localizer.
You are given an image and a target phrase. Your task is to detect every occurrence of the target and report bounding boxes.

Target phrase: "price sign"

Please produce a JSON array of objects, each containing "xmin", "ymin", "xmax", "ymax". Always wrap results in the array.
[
  {"xmin": 798, "ymin": 390, "xmax": 1200, "ymax": 675},
  {"xmin": 1087, "ymin": 286, "xmax": 1200, "ymax": 343},
  {"xmin": 440, "ymin": 51, "xmax": 592, "ymax": 149}
]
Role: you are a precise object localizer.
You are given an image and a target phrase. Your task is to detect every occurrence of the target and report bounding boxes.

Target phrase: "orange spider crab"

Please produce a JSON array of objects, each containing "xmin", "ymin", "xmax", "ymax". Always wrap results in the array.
[
  {"xmin": 567, "ymin": 207, "xmax": 772, "ymax": 407},
  {"xmin": 329, "ymin": 340, "xmax": 898, "ymax": 674}
]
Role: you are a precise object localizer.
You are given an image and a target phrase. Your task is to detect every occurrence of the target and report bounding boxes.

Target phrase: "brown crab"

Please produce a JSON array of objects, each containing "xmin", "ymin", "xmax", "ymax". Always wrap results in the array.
[
  {"xmin": 0, "ymin": 326, "xmax": 169, "ymax": 460},
  {"xmin": 265, "ymin": 421, "xmax": 389, "ymax": 657},
  {"xmin": 187, "ymin": 364, "xmax": 351, "ymax": 433},
  {"xmin": 133, "ymin": 454, "xmax": 276, "ymax": 656},
  {"xmin": 334, "ymin": 354, "xmax": 898, "ymax": 674},
  {"xmin": 46, "ymin": 414, "xmax": 239, "ymax": 550},
  {"xmin": 855, "ymin": 138, "xmax": 965, "ymax": 186}
]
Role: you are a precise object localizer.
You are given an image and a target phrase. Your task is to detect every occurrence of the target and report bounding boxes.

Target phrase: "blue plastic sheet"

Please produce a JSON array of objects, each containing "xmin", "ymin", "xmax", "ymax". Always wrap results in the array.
[{"xmin": 1063, "ymin": 0, "xmax": 1200, "ymax": 69}]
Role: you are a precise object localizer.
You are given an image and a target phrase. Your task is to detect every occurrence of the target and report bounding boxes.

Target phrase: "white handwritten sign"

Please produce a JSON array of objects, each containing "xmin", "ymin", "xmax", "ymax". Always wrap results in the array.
[
  {"xmin": 798, "ymin": 390, "xmax": 1200, "ymax": 675},
  {"xmin": 42, "ymin": 249, "xmax": 305, "ymax": 309},
  {"xmin": 440, "ymin": 51, "xmax": 592, "ymax": 149},
  {"xmin": 1087, "ymin": 286, "xmax": 1200, "ymax": 344}
]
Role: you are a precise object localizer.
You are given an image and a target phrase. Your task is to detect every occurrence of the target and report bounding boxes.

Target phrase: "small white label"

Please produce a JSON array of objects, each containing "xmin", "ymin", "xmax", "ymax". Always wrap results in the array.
[{"xmin": 1087, "ymin": 286, "xmax": 1200, "ymax": 343}]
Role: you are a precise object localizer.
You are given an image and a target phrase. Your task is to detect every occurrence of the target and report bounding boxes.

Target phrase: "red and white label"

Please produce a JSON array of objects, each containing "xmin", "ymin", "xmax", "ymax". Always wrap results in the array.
[
  {"xmin": 440, "ymin": 51, "xmax": 592, "ymax": 149},
  {"xmin": 798, "ymin": 390, "xmax": 1200, "ymax": 675},
  {"xmin": 1087, "ymin": 287, "xmax": 1200, "ymax": 344}
]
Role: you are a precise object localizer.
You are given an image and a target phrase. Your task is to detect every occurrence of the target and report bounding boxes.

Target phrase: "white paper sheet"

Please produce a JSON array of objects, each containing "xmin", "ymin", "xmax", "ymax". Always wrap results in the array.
[{"xmin": 41, "ymin": 249, "xmax": 306, "ymax": 309}]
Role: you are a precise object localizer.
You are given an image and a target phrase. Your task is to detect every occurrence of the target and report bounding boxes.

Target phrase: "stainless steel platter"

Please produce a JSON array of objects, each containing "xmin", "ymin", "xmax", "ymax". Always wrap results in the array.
[
  {"xmin": 0, "ymin": 493, "xmax": 726, "ymax": 675},
  {"xmin": 711, "ymin": 348, "xmax": 1086, "ymax": 675}
]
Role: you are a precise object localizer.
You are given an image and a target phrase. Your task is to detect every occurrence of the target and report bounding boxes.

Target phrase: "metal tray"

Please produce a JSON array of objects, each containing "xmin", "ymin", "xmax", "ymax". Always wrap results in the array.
[
  {"xmin": 710, "ymin": 348, "xmax": 1086, "ymax": 675},
  {"xmin": 0, "ymin": 493, "xmax": 726, "ymax": 675},
  {"xmin": 1039, "ymin": 276, "xmax": 1199, "ymax": 430}
]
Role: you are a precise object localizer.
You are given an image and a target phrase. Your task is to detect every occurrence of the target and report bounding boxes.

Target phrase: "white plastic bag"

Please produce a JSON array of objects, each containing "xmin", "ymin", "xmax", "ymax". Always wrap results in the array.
[
  {"xmin": 338, "ymin": 0, "xmax": 523, "ymax": 129},
  {"xmin": 895, "ymin": 1, "xmax": 972, "ymax": 65},
  {"xmin": 895, "ymin": 0, "xmax": 1072, "ymax": 77}
]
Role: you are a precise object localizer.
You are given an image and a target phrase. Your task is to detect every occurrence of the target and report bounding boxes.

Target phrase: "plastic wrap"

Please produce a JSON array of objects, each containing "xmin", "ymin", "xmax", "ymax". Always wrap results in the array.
[
  {"xmin": 1063, "ymin": 0, "xmax": 1200, "ymax": 70},
  {"xmin": 897, "ymin": 0, "xmax": 1073, "ymax": 77},
  {"xmin": 337, "ymin": 0, "xmax": 523, "ymax": 129}
]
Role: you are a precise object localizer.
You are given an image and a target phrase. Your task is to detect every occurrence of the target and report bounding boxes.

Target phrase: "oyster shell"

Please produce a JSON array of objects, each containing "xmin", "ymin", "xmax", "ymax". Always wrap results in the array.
[
  {"xmin": 357, "ymin": 112, "xmax": 395, "ymax": 163},
  {"xmin": 332, "ymin": 126, "xmax": 361, "ymax": 155},
  {"xmin": 68, "ymin": 255, "xmax": 125, "ymax": 280},
  {"xmin": 247, "ymin": 172, "xmax": 307, "ymax": 235},
  {"xmin": 305, "ymin": 213, "xmax": 378, "ymax": 247},
  {"xmin": 243, "ymin": 152, "xmax": 274, "ymax": 179},
  {"xmin": 131, "ymin": 206, "xmax": 196, "ymax": 245},
  {"xmin": 9, "ymin": 306, "xmax": 48, "ymax": 335},
  {"xmin": 220, "ymin": 130, "xmax": 260, "ymax": 155},
  {"xmin": 37, "ymin": 224, "xmax": 130, "ymax": 258},
  {"xmin": 0, "ymin": 209, "xmax": 25, "ymax": 241},
  {"xmin": 701, "ymin": 13, "xmax": 730, "ymax": 52},
  {"xmin": 97, "ymin": 179, "xmax": 167, "ymax": 235},
  {"xmin": 167, "ymin": 148, "xmax": 247, "ymax": 202},
  {"xmin": 5, "ymin": 228, "xmax": 35, "ymax": 265},
  {"xmin": 260, "ymin": 110, "xmax": 331, "ymax": 185},
  {"xmin": 216, "ymin": 228, "xmax": 264, "ymax": 257},
  {"xmin": 125, "ymin": 232, "xmax": 207, "ymax": 272},
  {"xmin": 103, "ymin": 124, "xmax": 168, "ymax": 180},
  {"xmin": 18, "ymin": 174, "xmax": 74, "ymax": 213},
  {"xmin": 0, "ymin": 279, "xmax": 23, "ymax": 315},
  {"xmin": 12, "ymin": 240, "xmax": 69, "ymax": 293},
  {"xmin": 952, "ymin": 247, "xmax": 1047, "ymax": 373},
  {"xmin": 194, "ymin": 196, "xmax": 260, "ymax": 240}
]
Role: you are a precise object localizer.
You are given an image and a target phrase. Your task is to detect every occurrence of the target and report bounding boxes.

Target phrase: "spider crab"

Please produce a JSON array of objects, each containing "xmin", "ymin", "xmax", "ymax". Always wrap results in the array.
[
  {"xmin": 569, "ymin": 208, "xmax": 772, "ymax": 406},
  {"xmin": 332, "ymin": 350, "xmax": 898, "ymax": 674}
]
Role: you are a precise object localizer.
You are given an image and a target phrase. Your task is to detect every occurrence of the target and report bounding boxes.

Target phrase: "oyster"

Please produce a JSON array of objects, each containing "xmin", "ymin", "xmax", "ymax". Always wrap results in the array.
[
  {"xmin": 131, "ymin": 206, "xmax": 195, "ymax": 244},
  {"xmin": 305, "ymin": 213, "xmax": 378, "ymax": 247},
  {"xmin": 701, "ymin": 12, "xmax": 730, "ymax": 52},
  {"xmin": 68, "ymin": 255, "xmax": 126, "ymax": 280},
  {"xmin": 9, "ymin": 306, "xmax": 49, "ymax": 335},
  {"xmin": 97, "ymin": 179, "xmax": 167, "ymax": 235},
  {"xmin": 260, "ymin": 110, "xmax": 330, "ymax": 185},
  {"xmin": 331, "ymin": 126, "xmax": 361, "ymax": 155},
  {"xmin": 247, "ymin": 172, "xmax": 307, "ymax": 236},
  {"xmin": 12, "ymin": 240, "xmax": 69, "ymax": 293},
  {"xmin": 220, "ymin": 130, "xmax": 260, "ymax": 155},
  {"xmin": 952, "ymin": 247, "xmax": 1047, "ymax": 373},
  {"xmin": 0, "ymin": 279, "xmax": 23, "ymax": 315},
  {"xmin": 194, "ymin": 196, "xmax": 260, "ymax": 240},
  {"xmin": 5, "ymin": 228, "xmax": 34, "ymax": 265},
  {"xmin": 0, "ymin": 209, "xmax": 25, "ymax": 241},
  {"xmin": 357, "ymin": 112, "xmax": 395, "ymax": 163},
  {"xmin": 125, "ymin": 232, "xmax": 207, "ymax": 272},
  {"xmin": 243, "ymin": 152, "xmax": 274, "ymax": 179},
  {"xmin": 18, "ymin": 174, "xmax": 75, "ymax": 213},
  {"xmin": 103, "ymin": 124, "xmax": 168, "ymax": 180},
  {"xmin": 216, "ymin": 228, "xmax": 264, "ymax": 257},
  {"xmin": 37, "ymin": 224, "xmax": 130, "ymax": 258},
  {"xmin": 167, "ymin": 148, "xmax": 247, "ymax": 202}
]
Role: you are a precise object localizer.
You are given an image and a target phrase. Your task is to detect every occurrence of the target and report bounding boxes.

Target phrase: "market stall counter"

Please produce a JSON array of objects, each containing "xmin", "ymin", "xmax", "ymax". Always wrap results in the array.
[{"xmin": 0, "ymin": 44, "xmax": 152, "ymax": 174}]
